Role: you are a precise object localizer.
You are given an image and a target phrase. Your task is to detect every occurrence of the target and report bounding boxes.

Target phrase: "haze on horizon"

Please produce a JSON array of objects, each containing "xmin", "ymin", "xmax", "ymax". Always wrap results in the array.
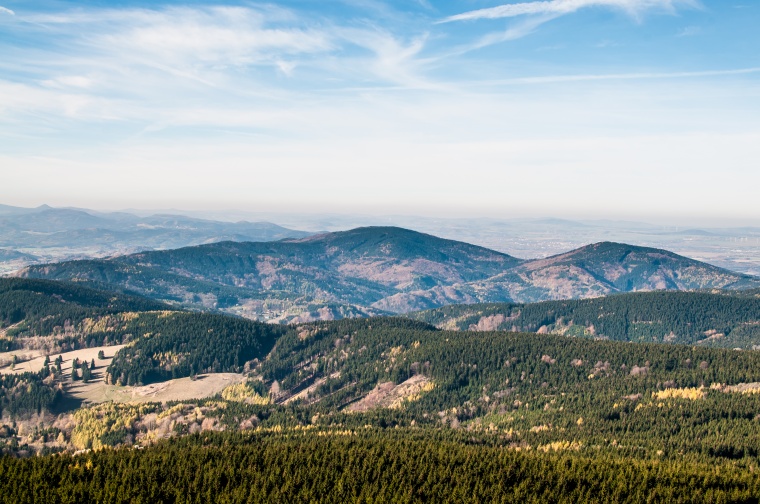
[{"xmin": 1, "ymin": 0, "xmax": 759, "ymax": 224}]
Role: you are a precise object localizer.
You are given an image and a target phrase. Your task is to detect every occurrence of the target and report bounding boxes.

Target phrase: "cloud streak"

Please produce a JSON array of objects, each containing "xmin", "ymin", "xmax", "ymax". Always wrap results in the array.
[
  {"xmin": 472, "ymin": 67, "xmax": 760, "ymax": 86},
  {"xmin": 441, "ymin": 0, "xmax": 699, "ymax": 23},
  {"xmin": 0, "ymin": 6, "xmax": 14, "ymax": 15}
]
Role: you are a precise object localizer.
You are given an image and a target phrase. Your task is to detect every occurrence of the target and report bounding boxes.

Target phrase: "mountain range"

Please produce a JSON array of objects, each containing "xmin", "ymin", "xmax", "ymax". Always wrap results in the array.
[
  {"xmin": 0, "ymin": 204, "xmax": 310, "ymax": 273},
  {"xmin": 17, "ymin": 226, "xmax": 760, "ymax": 320}
]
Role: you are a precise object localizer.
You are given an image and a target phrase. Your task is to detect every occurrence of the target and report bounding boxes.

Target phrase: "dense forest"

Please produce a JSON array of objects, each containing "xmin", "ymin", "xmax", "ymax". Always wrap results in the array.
[
  {"xmin": 2, "ymin": 430, "xmax": 759, "ymax": 503},
  {"xmin": 409, "ymin": 291, "xmax": 760, "ymax": 348},
  {"xmin": 106, "ymin": 312, "xmax": 284, "ymax": 386}
]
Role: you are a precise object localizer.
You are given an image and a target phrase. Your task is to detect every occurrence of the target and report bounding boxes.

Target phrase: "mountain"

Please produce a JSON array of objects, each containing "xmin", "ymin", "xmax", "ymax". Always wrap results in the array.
[
  {"xmin": 408, "ymin": 291, "xmax": 760, "ymax": 349},
  {"xmin": 17, "ymin": 230, "xmax": 760, "ymax": 320},
  {"xmin": 0, "ymin": 249, "xmax": 37, "ymax": 262},
  {"xmin": 18, "ymin": 227, "xmax": 520, "ymax": 318}
]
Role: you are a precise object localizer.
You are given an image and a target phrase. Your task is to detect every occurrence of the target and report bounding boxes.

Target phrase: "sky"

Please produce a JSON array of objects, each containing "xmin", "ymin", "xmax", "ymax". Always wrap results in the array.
[{"xmin": 0, "ymin": 0, "xmax": 759, "ymax": 224}]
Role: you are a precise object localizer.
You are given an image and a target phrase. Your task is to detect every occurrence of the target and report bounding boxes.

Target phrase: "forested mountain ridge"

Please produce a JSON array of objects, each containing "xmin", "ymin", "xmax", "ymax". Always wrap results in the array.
[
  {"xmin": 3, "ymin": 312, "xmax": 760, "ymax": 497},
  {"xmin": 18, "ymin": 228, "xmax": 760, "ymax": 320},
  {"xmin": 408, "ymin": 291, "xmax": 760, "ymax": 349}
]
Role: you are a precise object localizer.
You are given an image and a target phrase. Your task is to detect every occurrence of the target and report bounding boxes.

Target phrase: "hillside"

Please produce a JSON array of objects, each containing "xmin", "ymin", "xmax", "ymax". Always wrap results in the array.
[
  {"xmin": 17, "ymin": 229, "xmax": 760, "ymax": 319},
  {"xmin": 0, "ymin": 307, "xmax": 281, "ymax": 417},
  {"xmin": 105, "ymin": 312, "xmax": 284, "ymax": 386},
  {"xmin": 6, "ymin": 316, "xmax": 760, "ymax": 462},
  {"xmin": 408, "ymin": 291, "xmax": 760, "ymax": 349}
]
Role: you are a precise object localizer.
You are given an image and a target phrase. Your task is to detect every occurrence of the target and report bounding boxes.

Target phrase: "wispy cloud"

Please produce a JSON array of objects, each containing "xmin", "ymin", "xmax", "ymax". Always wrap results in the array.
[
  {"xmin": 438, "ymin": 0, "xmax": 700, "ymax": 53},
  {"xmin": 0, "ymin": 6, "xmax": 14, "ymax": 15},
  {"xmin": 441, "ymin": 0, "xmax": 700, "ymax": 23}
]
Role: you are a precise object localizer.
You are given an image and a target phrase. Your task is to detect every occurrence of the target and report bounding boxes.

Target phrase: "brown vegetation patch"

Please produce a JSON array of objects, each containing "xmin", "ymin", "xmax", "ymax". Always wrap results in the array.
[
  {"xmin": 469, "ymin": 314, "xmax": 506, "ymax": 332},
  {"xmin": 347, "ymin": 375, "xmax": 433, "ymax": 412}
]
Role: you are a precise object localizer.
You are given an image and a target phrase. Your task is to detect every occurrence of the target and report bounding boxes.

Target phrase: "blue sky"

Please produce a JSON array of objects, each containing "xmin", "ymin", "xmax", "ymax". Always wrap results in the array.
[{"xmin": 0, "ymin": 1, "xmax": 759, "ymax": 223}]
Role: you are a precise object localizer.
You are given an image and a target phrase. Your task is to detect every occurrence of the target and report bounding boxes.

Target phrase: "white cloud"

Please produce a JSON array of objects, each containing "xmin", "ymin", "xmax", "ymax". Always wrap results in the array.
[
  {"xmin": 96, "ymin": 7, "xmax": 333, "ymax": 68},
  {"xmin": 0, "ymin": 6, "xmax": 14, "ymax": 15},
  {"xmin": 439, "ymin": 0, "xmax": 701, "ymax": 53},
  {"xmin": 339, "ymin": 29, "xmax": 435, "ymax": 88},
  {"xmin": 442, "ymin": 0, "xmax": 700, "ymax": 23}
]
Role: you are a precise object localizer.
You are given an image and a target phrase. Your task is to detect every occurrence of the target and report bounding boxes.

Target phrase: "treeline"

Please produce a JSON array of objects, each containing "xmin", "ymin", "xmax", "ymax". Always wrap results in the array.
[
  {"xmin": 1, "ymin": 431, "xmax": 759, "ymax": 503},
  {"xmin": 106, "ymin": 312, "xmax": 284, "ymax": 386},
  {"xmin": 409, "ymin": 291, "xmax": 760, "ymax": 348}
]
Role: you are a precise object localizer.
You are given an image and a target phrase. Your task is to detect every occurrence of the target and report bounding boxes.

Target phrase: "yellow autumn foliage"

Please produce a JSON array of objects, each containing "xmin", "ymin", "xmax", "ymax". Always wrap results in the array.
[
  {"xmin": 71, "ymin": 402, "xmax": 157, "ymax": 451},
  {"xmin": 221, "ymin": 383, "xmax": 270, "ymax": 405},
  {"xmin": 653, "ymin": 387, "xmax": 705, "ymax": 401},
  {"xmin": 538, "ymin": 440, "xmax": 583, "ymax": 453}
]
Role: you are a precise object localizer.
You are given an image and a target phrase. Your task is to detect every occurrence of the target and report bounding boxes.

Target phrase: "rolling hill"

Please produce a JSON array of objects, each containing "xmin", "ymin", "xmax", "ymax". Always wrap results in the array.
[
  {"xmin": 0, "ymin": 205, "xmax": 310, "ymax": 249},
  {"xmin": 408, "ymin": 291, "xmax": 760, "ymax": 349},
  {"xmin": 17, "ymin": 228, "xmax": 760, "ymax": 319}
]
